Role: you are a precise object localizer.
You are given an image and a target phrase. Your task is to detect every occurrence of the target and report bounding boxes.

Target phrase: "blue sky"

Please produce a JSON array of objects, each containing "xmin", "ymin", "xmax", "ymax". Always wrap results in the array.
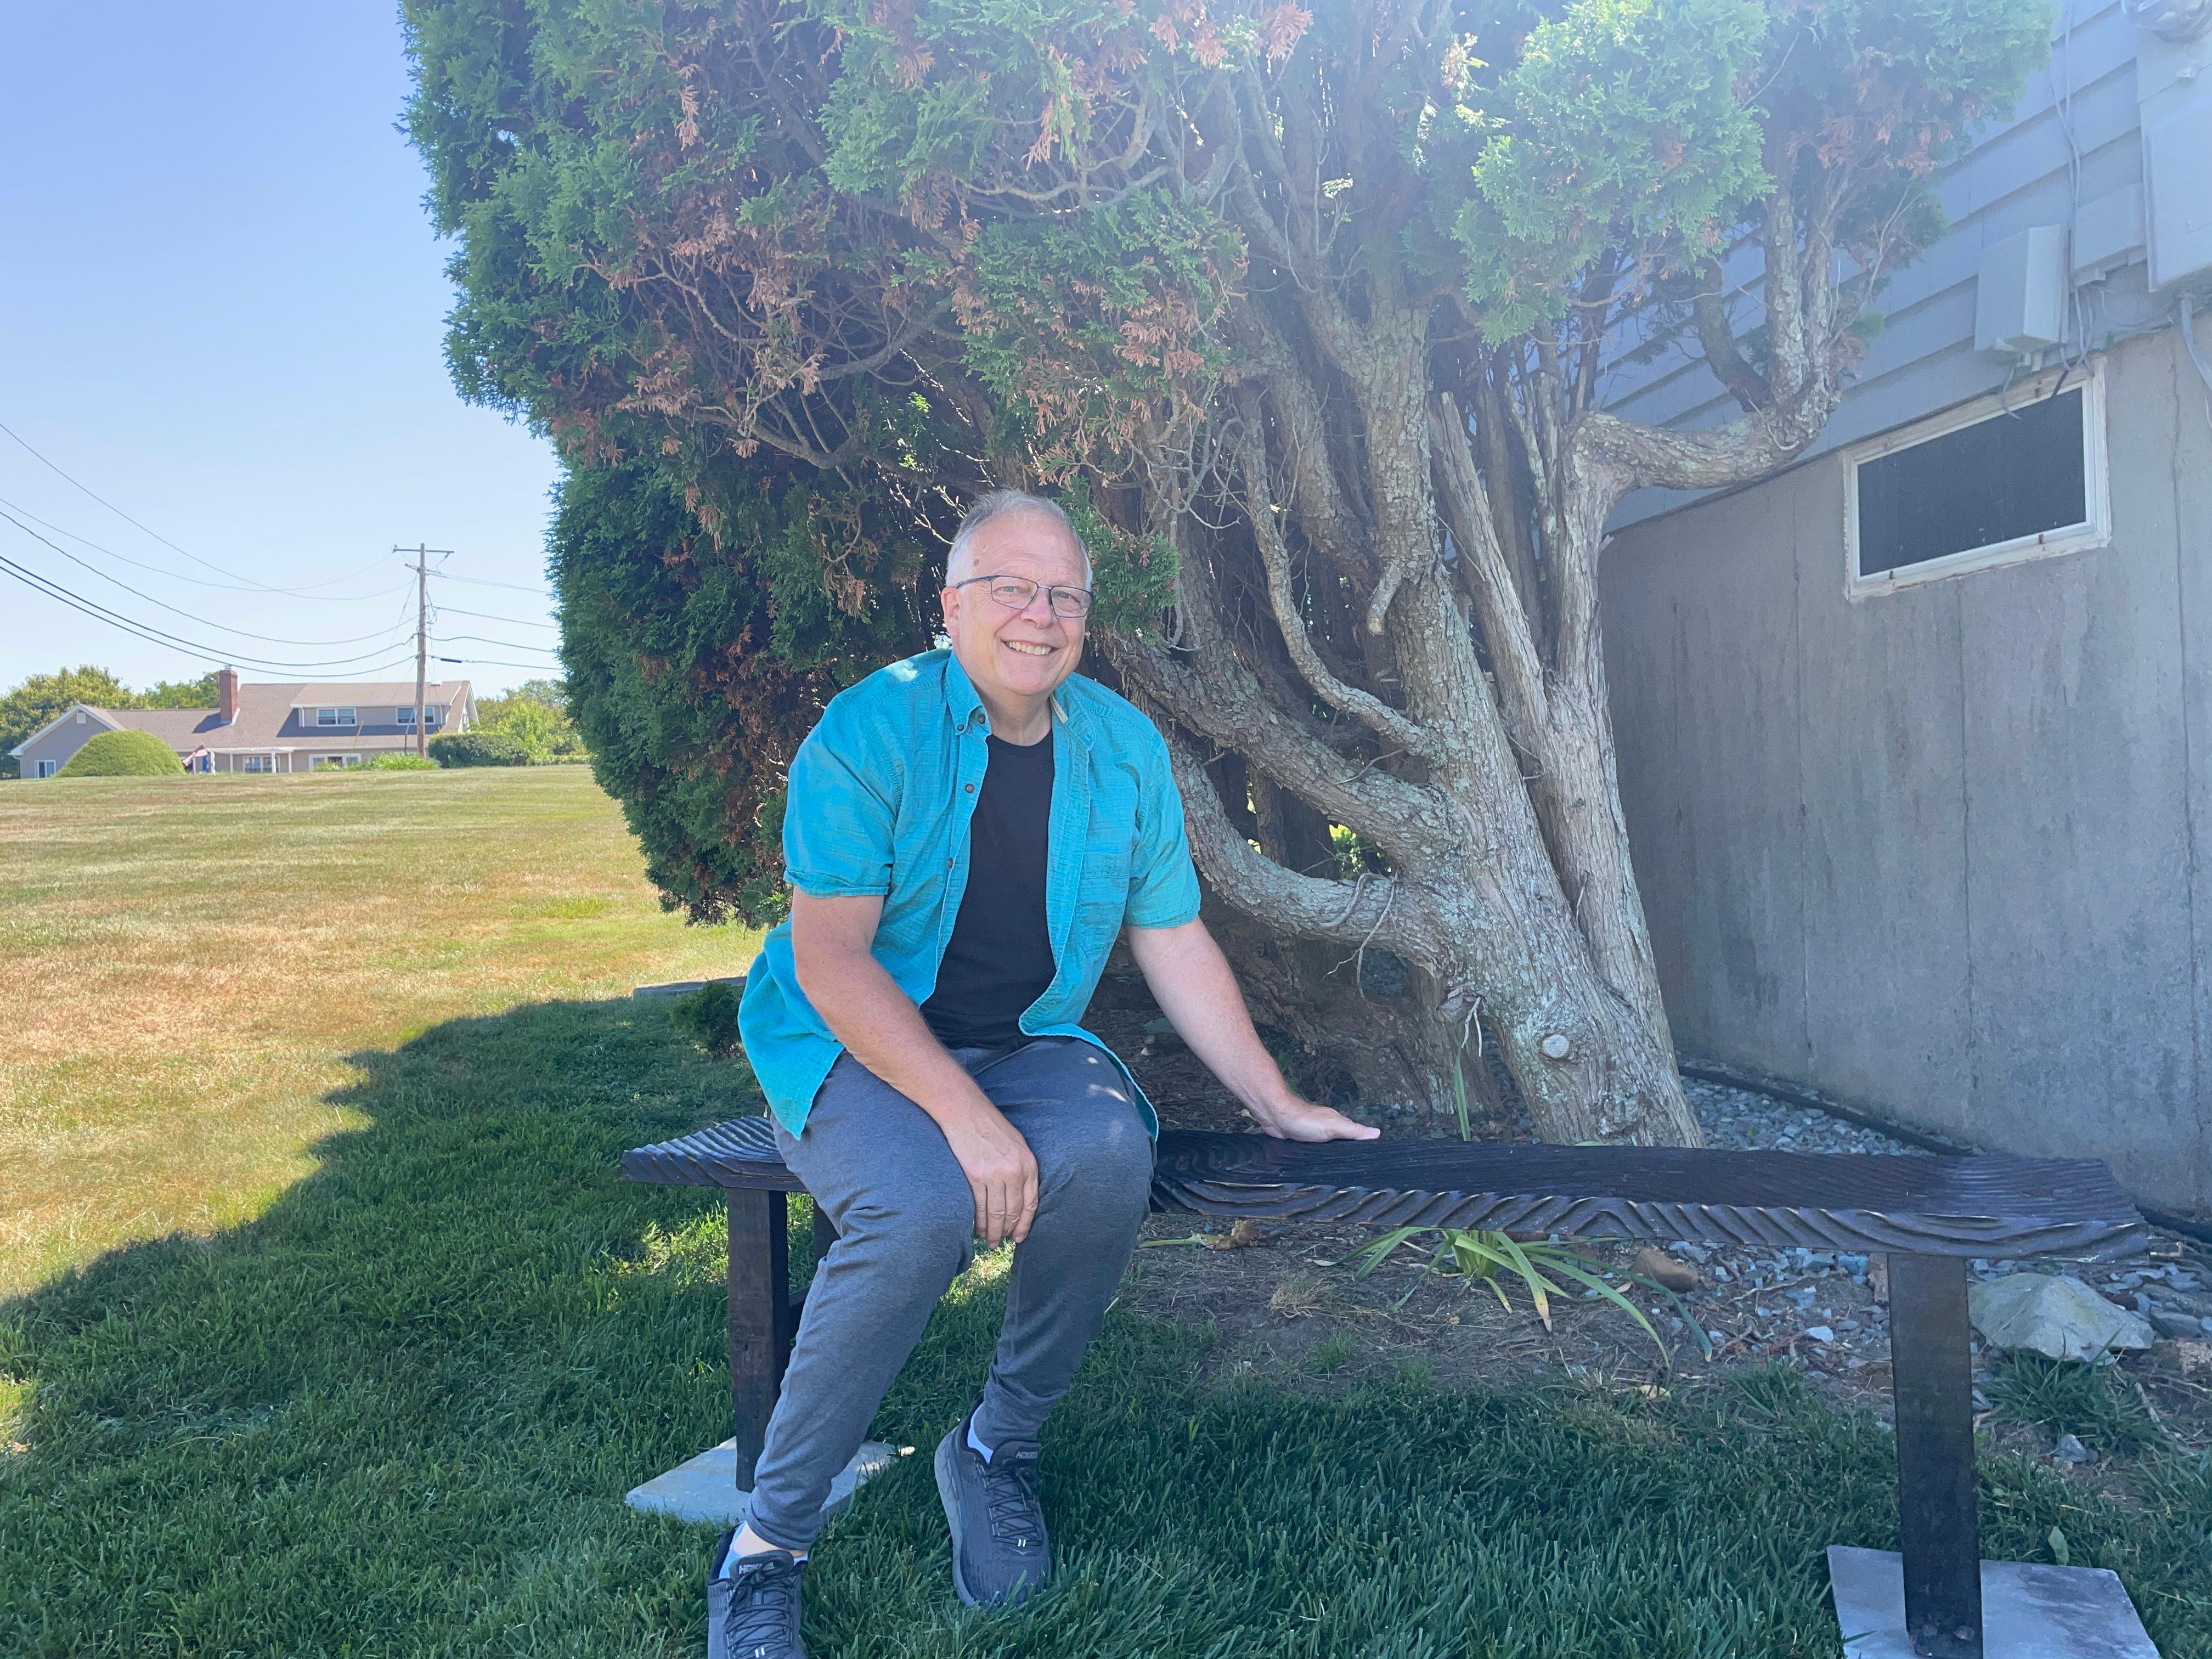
[{"xmin": 0, "ymin": 2, "xmax": 565, "ymax": 697}]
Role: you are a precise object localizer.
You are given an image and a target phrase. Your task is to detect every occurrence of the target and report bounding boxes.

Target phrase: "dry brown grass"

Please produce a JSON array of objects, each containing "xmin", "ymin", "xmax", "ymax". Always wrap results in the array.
[{"xmin": 0, "ymin": 766, "xmax": 758, "ymax": 1294}]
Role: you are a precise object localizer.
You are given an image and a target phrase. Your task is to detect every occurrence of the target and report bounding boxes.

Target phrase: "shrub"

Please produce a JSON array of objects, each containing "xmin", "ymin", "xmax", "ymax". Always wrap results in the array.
[
  {"xmin": 362, "ymin": 753, "xmax": 438, "ymax": 772},
  {"xmin": 669, "ymin": 979, "xmax": 744, "ymax": 1058},
  {"xmin": 474, "ymin": 684, "xmax": 587, "ymax": 763},
  {"xmin": 428, "ymin": 732, "xmax": 531, "ymax": 769},
  {"xmin": 55, "ymin": 730, "xmax": 184, "ymax": 777}
]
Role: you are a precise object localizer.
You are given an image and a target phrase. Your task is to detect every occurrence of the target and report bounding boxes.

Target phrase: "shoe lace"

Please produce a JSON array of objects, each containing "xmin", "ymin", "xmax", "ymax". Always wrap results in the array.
[
  {"xmin": 981, "ymin": 1455, "xmax": 1045, "ymax": 1548},
  {"xmin": 726, "ymin": 1553, "xmax": 803, "ymax": 1656}
]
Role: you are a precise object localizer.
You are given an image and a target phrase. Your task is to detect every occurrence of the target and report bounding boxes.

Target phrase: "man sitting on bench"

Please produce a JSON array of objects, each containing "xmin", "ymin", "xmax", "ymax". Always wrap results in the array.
[{"xmin": 714, "ymin": 488, "xmax": 1377, "ymax": 1656}]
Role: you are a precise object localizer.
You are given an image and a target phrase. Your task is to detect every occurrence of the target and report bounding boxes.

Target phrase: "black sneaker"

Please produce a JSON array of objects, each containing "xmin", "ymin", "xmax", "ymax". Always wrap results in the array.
[
  {"xmin": 933, "ymin": 1411, "xmax": 1051, "ymax": 1607},
  {"xmin": 707, "ymin": 1532, "xmax": 807, "ymax": 1659}
]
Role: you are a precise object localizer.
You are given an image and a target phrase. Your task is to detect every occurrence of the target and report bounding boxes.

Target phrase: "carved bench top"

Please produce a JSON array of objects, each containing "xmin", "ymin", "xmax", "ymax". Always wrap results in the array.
[{"xmin": 622, "ymin": 1119, "xmax": 2148, "ymax": 1261}]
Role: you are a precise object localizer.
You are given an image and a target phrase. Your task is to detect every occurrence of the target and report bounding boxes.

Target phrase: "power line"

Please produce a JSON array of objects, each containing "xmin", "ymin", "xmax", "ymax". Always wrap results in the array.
[
  {"xmin": 0, "ymin": 508, "xmax": 417, "ymax": 648},
  {"xmin": 433, "ymin": 633, "xmax": 561, "ymax": 654},
  {"xmin": 0, "ymin": 492, "xmax": 408, "ymax": 601},
  {"xmin": 430, "ymin": 569, "xmax": 551, "ymax": 595},
  {"xmin": 435, "ymin": 654, "xmax": 565, "ymax": 669},
  {"xmin": 433, "ymin": 603, "xmax": 559, "ymax": 628},
  {"xmin": 0, "ymin": 417, "xmax": 407, "ymax": 600},
  {"xmin": 0, "ymin": 554, "xmax": 420, "ymax": 679}
]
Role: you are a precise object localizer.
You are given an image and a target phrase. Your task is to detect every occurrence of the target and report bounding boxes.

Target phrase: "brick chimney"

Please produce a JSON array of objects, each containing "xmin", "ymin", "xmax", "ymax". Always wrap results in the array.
[{"xmin": 217, "ymin": 667, "xmax": 239, "ymax": 725}]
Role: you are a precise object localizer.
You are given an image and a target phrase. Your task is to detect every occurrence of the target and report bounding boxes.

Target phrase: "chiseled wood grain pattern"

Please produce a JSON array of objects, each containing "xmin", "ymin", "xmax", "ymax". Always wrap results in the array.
[{"xmin": 622, "ymin": 1121, "xmax": 2148, "ymax": 1261}]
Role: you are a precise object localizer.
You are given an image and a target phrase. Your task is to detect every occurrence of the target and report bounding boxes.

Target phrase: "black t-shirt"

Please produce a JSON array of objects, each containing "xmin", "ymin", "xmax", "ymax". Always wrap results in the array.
[{"xmin": 921, "ymin": 732, "xmax": 1056, "ymax": 1051}]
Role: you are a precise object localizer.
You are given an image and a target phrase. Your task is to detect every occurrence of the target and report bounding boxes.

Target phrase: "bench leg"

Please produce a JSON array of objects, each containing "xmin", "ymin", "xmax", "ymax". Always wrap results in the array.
[
  {"xmin": 727, "ymin": 1189, "xmax": 798, "ymax": 1492},
  {"xmin": 1888, "ymin": 1252, "xmax": 1982, "ymax": 1659}
]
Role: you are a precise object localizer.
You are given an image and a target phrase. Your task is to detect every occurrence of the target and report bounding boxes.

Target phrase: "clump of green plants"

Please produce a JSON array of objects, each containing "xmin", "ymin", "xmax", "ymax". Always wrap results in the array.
[
  {"xmin": 1987, "ymin": 1351, "xmax": 2163, "ymax": 1459},
  {"xmin": 428, "ymin": 731, "xmax": 531, "ymax": 768},
  {"xmin": 55, "ymin": 730, "xmax": 184, "ymax": 777},
  {"xmin": 1309, "ymin": 1329, "xmax": 1358, "ymax": 1375},
  {"xmin": 472, "ymin": 680, "xmax": 586, "ymax": 762},
  {"xmin": 362, "ymin": 753, "xmax": 438, "ymax": 771},
  {"xmin": 1355, "ymin": 1226, "xmax": 1709, "ymax": 1363},
  {"xmin": 669, "ymin": 979, "xmax": 744, "ymax": 1058}
]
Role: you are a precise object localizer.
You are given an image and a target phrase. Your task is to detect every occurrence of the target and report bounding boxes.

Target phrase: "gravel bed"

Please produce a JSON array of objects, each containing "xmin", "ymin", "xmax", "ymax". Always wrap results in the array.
[{"xmin": 1687, "ymin": 1075, "xmax": 1916, "ymax": 1156}]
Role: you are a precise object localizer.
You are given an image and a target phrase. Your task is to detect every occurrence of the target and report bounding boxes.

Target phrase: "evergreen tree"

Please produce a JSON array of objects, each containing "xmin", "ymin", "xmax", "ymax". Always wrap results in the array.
[{"xmin": 408, "ymin": 0, "xmax": 2046, "ymax": 1141}]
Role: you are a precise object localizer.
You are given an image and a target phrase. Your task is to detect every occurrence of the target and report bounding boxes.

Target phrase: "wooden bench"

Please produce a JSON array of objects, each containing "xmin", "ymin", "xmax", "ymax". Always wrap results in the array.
[{"xmin": 623, "ymin": 1120, "xmax": 2146, "ymax": 1659}]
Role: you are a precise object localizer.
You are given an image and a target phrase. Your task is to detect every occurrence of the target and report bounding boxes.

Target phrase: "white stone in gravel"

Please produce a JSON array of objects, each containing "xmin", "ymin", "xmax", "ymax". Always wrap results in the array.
[
  {"xmin": 1968, "ymin": 1275, "xmax": 2155, "ymax": 1362},
  {"xmin": 1805, "ymin": 1325, "xmax": 1836, "ymax": 1342}
]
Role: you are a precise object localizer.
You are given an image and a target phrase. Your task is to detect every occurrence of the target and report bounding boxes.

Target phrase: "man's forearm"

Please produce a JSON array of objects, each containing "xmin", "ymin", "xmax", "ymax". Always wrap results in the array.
[
  {"xmin": 1123, "ymin": 921, "xmax": 1292, "ymax": 1113},
  {"xmin": 796, "ymin": 946, "xmax": 995, "ymax": 1129}
]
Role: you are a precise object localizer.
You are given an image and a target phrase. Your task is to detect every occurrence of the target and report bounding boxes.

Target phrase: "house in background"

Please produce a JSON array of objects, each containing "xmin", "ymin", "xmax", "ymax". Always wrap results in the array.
[
  {"xmin": 1596, "ymin": 0, "xmax": 2212, "ymax": 1220},
  {"xmin": 10, "ymin": 668, "xmax": 476, "ymax": 777}
]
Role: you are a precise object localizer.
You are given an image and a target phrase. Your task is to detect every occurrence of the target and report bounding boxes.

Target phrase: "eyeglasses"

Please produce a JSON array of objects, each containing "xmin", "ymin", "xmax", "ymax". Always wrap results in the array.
[{"xmin": 950, "ymin": 574, "xmax": 1094, "ymax": 619}]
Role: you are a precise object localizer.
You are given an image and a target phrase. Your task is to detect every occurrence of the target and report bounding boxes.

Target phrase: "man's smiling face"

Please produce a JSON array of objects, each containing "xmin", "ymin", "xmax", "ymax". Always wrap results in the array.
[{"xmin": 940, "ymin": 509, "xmax": 1088, "ymax": 720}]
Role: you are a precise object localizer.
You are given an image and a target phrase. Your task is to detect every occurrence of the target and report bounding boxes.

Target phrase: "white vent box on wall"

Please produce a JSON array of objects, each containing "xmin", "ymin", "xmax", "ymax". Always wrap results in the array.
[
  {"xmin": 2072, "ymin": 184, "xmax": 2148, "ymax": 281},
  {"xmin": 1975, "ymin": 225, "xmax": 2068, "ymax": 357},
  {"xmin": 2145, "ymin": 99, "xmax": 2212, "ymax": 289}
]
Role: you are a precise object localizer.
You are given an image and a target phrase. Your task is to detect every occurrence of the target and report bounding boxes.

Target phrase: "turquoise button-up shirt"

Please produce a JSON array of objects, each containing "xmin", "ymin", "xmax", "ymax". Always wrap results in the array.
[{"xmin": 738, "ymin": 647, "xmax": 1201, "ymax": 1137}]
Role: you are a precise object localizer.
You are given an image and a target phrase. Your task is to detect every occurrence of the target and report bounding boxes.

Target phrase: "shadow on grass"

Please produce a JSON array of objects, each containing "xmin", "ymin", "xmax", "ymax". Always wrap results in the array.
[{"xmin": 1, "ymin": 998, "xmax": 2205, "ymax": 1658}]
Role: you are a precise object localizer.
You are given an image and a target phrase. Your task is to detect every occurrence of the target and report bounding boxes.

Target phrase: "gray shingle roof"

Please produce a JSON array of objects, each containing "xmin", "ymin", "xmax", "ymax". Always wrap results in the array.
[{"xmin": 81, "ymin": 681, "xmax": 473, "ymax": 753}]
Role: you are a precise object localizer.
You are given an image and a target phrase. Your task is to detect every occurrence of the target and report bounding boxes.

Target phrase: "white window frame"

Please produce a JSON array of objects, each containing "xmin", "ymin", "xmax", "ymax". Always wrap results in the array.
[
  {"xmin": 395, "ymin": 706, "xmax": 416, "ymax": 727},
  {"xmin": 320, "ymin": 754, "xmax": 362, "ymax": 769},
  {"xmin": 316, "ymin": 707, "xmax": 358, "ymax": 727},
  {"xmin": 1844, "ymin": 360, "xmax": 2109, "ymax": 600},
  {"xmin": 36, "ymin": 759, "xmax": 57, "ymax": 777},
  {"xmin": 241, "ymin": 755, "xmax": 272, "ymax": 774}
]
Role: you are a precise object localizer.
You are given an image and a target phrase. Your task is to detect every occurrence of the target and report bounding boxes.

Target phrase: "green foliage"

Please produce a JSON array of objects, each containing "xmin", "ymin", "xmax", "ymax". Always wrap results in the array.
[
  {"xmin": 0, "ymin": 666, "xmax": 134, "ymax": 779},
  {"xmin": 55, "ymin": 729, "xmax": 186, "ymax": 778},
  {"xmin": 136, "ymin": 672, "xmax": 221, "ymax": 709},
  {"xmin": 361, "ymin": 752, "xmax": 440, "ymax": 772},
  {"xmin": 405, "ymin": 0, "xmax": 2051, "ymax": 933},
  {"xmin": 474, "ymin": 685, "xmax": 586, "ymax": 762},
  {"xmin": 1452, "ymin": 0, "xmax": 1770, "ymax": 340},
  {"xmin": 551, "ymin": 459, "xmax": 934, "ymax": 927},
  {"xmin": 668, "ymin": 979, "xmax": 745, "ymax": 1057},
  {"xmin": 1354, "ymin": 1226, "xmax": 1709, "ymax": 1363},
  {"xmin": 1988, "ymin": 1351, "xmax": 2164, "ymax": 1460},
  {"xmin": 428, "ymin": 731, "xmax": 532, "ymax": 768}
]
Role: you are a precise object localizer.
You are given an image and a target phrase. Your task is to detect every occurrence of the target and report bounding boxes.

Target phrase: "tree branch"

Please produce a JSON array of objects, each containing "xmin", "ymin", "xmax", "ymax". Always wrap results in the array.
[
  {"xmin": 1427, "ymin": 394, "xmax": 1547, "ymax": 747},
  {"xmin": 1234, "ymin": 405, "xmax": 1435, "ymax": 757},
  {"xmin": 1161, "ymin": 725, "xmax": 1424, "ymax": 950}
]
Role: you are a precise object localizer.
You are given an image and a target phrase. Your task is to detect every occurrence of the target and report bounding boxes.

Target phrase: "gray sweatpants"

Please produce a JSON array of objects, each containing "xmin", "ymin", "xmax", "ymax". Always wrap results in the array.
[{"xmin": 743, "ymin": 1036, "xmax": 1154, "ymax": 1551}]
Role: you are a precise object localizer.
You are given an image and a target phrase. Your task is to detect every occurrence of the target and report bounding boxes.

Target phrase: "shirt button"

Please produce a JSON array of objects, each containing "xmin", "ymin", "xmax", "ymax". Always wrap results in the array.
[{"xmin": 964, "ymin": 783, "xmax": 975, "ymax": 793}]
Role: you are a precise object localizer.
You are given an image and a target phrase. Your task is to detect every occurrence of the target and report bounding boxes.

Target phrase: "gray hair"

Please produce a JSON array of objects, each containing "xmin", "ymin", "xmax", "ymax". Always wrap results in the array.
[{"xmin": 945, "ymin": 489, "xmax": 1092, "ymax": 587}]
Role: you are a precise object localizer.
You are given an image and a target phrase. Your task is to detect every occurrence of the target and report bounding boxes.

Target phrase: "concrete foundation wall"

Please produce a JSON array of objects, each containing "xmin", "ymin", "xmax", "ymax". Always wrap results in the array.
[{"xmin": 1601, "ymin": 326, "xmax": 2212, "ymax": 1219}]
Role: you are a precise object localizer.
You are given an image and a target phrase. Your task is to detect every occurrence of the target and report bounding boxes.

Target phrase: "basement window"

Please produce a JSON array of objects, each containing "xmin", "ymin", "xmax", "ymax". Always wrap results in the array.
[{"xmin": 1846, "ymin": 365, "xmax": 2108, "ymax": 597}]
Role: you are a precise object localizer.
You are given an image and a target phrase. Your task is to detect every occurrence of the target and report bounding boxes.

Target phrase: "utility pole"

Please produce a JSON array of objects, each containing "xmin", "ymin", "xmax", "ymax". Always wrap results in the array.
[
  {"xmin": 397, "ymin": 545, "xmax": 453, "ymax": 758},
  {"xmin": 413, "ymin": 546, "xmax": 428, "ymax": 758}
]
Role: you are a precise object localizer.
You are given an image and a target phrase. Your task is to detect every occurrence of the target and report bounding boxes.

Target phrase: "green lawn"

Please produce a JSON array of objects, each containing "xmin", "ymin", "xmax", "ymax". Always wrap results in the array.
[
  {"xmin": 0, "ymin": 766, "xmax": 759, "ymax": 1294},
  {"xmin": 3, "ymin": 773, "xmax": 2207, "ymax": 1655}
]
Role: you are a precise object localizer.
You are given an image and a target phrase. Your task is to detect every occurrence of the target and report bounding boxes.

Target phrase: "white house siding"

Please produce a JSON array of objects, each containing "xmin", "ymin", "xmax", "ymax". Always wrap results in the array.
[{"xmin": 1600, "ymin": 322, "xmax": 2212, "ymax": 1219}]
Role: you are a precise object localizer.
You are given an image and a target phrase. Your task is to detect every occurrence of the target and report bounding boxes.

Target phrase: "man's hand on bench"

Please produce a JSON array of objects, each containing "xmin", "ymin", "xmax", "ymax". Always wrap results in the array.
[
  {"xmin": 1246, "ymin": 1094, "xmax": 1383, "ymax": 1143},
  {"xmin": 1125, "ymin": 919, "xmax": 1381, "ymax": 1144}
]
